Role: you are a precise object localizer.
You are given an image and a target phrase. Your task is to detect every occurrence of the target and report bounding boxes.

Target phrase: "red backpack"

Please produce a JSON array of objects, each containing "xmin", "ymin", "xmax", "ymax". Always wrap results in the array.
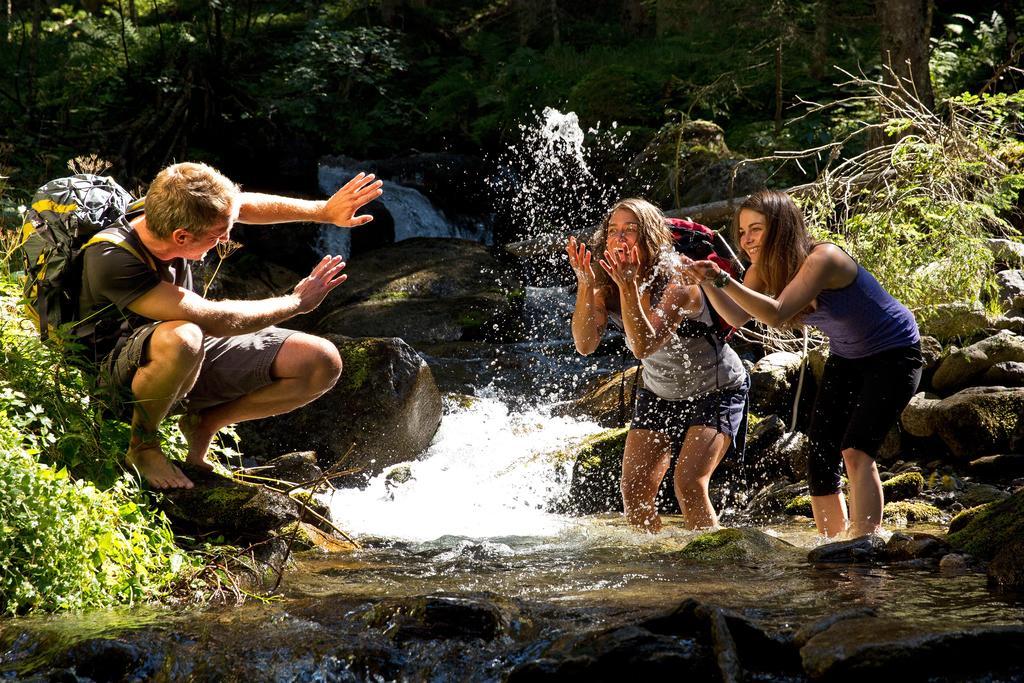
[{"xmin": 665, "ymin": 217, "xmax": 744, "ymax": 343}]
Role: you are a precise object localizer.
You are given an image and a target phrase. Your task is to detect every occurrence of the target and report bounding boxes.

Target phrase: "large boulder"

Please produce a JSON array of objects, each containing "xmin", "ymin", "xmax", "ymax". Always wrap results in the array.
[
  {"xmin": 986, "ymin": 238, "xmax": 1024, "ymax": 269},
  {"xmin": 236, "ymin": 335, "xmax": 442, "ymax": 479},
  {"xmin": 800, "ymin": 616, "xmax": 1024, "ymax": 680},
  {"xmin": 311, "ymin": 238, "xmax": 522, "ymax": 344},
  {"xmin": 553, "ymin": 428, "xmax": 628, "ymax": 515},
  {"xmin": 748, "ymin": 351, "xmax": 803, "ymax": 417},
  {"xmin": 947, "ymin": 488, "xmax": 1024, "ymax": 560},
  {"xmin": 931, "ymin": 330, "xmax": 1024, "ymax": 394},
  {"xmin": 631, "ymin": 118, "xmax": 766, "ymax": 210},
  {"xmin": 917, "ymin": 302, "xmax": 990, "ymax": 341},
  {"xmin": 900, "ymin": 387, "xmax": 1024, "ymax": 459}
]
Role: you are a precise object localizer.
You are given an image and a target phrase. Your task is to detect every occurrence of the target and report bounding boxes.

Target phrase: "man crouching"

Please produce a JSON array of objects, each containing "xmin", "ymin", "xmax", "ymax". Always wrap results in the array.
[{"xmin": 76, "ymin": 161, "xmax": 383, "ymax": 489}]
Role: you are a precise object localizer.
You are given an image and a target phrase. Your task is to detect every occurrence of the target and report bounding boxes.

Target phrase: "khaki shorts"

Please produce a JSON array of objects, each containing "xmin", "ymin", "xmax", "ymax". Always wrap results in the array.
[{"xmin": 100, "ymin": 323, "xmax": 297, "ymax": 417}]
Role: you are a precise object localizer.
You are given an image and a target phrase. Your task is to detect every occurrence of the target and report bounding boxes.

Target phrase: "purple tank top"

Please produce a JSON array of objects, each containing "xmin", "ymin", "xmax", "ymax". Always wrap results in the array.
[{"xmin": 801, "ymin": 265, "xmax": 919, "ymax": 359}]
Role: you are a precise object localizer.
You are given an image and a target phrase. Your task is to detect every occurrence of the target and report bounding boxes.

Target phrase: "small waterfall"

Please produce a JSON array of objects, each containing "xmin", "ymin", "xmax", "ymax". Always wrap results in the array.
[
  {"xmin": 317, "ymin": 165, "xmax": 490, "ymax": 258},
  {"xmin": 327, "ymin": 395, "xmax": 601, "ymax": 541}
]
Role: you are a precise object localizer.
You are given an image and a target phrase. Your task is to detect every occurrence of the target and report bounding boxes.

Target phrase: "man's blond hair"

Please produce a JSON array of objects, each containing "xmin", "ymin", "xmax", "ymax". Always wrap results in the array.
[{"xmin": 145, "ymin": 162, "xmax": 240, "ymax": 238}]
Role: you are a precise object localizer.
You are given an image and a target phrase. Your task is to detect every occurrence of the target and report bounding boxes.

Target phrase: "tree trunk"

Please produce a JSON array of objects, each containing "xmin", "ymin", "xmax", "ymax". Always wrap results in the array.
[
  {"xmin": 810, "ymin": 0, "xmax": 830, "ymax": 80},
  {"xmin": 622, "ymin": 0, "xmax": 650, "ymax": 37},
  {"xmin": 775, "ymin": 39, "xmax": 783, "ymax": 134},
  {"xmin": 877, "ymin": 0, "xmax": 934, "ymax": 110}
]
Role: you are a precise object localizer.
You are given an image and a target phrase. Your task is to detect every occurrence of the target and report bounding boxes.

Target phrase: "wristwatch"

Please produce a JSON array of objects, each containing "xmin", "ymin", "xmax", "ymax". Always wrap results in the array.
[{"xmin": 712, "ymin": 270, "xmax": 731, "ymax": 288}]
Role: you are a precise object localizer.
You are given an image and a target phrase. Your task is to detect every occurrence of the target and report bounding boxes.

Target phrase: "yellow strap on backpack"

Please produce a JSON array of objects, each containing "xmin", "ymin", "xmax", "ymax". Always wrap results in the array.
[{"xmin": 83, "ymin": 232, "xmax": 158, "ymax": 271}]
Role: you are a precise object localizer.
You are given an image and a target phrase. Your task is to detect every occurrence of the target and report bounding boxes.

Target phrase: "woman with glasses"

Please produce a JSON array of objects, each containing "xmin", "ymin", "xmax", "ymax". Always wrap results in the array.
[
  {"xmin": 566, "ymin": 198, "xmax": 749, "ymax": 532},
  {"xmin": 683, "ymin": 190, "xmax": 922, "ymax": 538}
]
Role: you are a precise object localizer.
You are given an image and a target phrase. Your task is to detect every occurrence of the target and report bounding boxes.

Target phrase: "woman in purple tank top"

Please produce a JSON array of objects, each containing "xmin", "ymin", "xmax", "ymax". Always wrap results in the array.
[{"xmin": 685, "ymin": 190, "xmax": 923, "ymax": 538}]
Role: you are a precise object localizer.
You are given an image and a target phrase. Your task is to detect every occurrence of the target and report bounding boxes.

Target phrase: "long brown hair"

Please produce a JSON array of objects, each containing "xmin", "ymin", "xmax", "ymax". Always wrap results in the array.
[
  {"xmin": 732, "ymin": 190, "xmax": 815, "ymax": 296},
  {"xmin": 590, "ymin": 198, "xmax": 673, "ymax": 296}
]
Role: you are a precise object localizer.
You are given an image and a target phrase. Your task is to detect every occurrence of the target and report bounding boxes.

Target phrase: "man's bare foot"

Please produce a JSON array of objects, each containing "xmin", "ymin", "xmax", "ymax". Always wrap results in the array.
[
  {"xmin": 126, "ymin": 445, "xmax": 194, "ymax": 489},
  {"xmin": 178, "ymin": 413, "xmax": 217, "ymax": 471}
]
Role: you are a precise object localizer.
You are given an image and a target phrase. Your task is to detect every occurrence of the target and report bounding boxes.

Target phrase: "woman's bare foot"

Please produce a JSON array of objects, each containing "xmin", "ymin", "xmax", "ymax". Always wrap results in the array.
[
  {"xmin": 178, "ymin": 413, "xmax": 217, "ymax": 471},
  {"xmin": 126, "ymin": 445, "xmax": 194, "ymax": 489}
]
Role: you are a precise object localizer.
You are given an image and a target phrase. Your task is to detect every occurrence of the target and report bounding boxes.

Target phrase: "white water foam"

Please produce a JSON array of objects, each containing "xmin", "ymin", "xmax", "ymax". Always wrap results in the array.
[{"xmin": 326, "ymin": 395, "xmax": 604, "ymax": 542}]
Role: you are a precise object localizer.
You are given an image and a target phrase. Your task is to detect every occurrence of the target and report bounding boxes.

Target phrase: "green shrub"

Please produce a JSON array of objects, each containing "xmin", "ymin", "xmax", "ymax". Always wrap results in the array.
[{"xmin": 0, "ymin": 398, "xmax": 191, "ymax": 614}]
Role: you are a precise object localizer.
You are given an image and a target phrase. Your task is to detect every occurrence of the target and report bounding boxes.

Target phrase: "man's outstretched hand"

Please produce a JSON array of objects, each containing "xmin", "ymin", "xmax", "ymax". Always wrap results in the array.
[
  {"xmin": 321, "ymin": 172, "xmax": 384, "ymax": 227},
  {"xmin": 294, "ymin": 255, "xmax": 348, "ymax": 313}
]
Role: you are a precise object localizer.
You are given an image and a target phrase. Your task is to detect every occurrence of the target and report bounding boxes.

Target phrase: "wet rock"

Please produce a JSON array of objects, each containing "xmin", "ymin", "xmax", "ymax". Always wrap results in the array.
[
  {"xmin": 552, "ymin": 366, "xmax": 642, "ymax": 427},
  {"xmin": 881, "ymin": 472, "xmax": 924, "ymax": 502},
  {"xmin": 749, "ymin": 352, "xmax": 802, "ymax": 417},
  {"xmin": 807, "ymin": 535, "xmax": 887, "ymax": 564},
  {"xmin": 988, "ymin": 537, "xmax": 1024, "ymax": 589},
  {"xmin": 678, "ymin": 527, "xmax": 801, "ymax": 563},
  {"xmin": 793, "ymin": 607, "xmax": 878, "ymax": 648},
  {"xmin": 900, "ymin": 386, "xmax": 1024, "ymax": 459},
  {"xmin": 800, "ymin": 615, "xmax": 1024, "ymax": 680},
  {"xmin": 639, "ymin": 598, "xmax": 802, "ymax": 678},
  {"xmin": 555, "ymin": 427, "xmax": 627, "ymax": 515},
  {"xmin": 968, "ymin": 452, "xmax": 1024, "ymax": 479},
  {"xmin": 237, "ymin": 335, "xmax": 442, "ymax": 478},
  {"xmin": 508, "ymin": 624, "xmax": 714, "ymax": 681},
  {"xmin": 160, "ymin": 466, "xmax": 300, "ymax": 534},
  {"xmin": 938, "ymin": 553, "xmax": 973, "ymax": 573},
  {"xmin": 884, "ymin": 532, "xmax": 950, "ymax": 561},
  {"xmin": 948, "ymin": 489, "xmax": 1024, "ymax": 559},
  {"xmin": 312, "ymin": 238, "xmax": 522, "ymax": 343},
  {"xmin": 361, "ymin": 594, "xmax": 513, "ymax": 642},
  {"xmin": 54, "ymin": 638, "xmax": 156, "ymax": 682},
  {"xmin": 931, "ymin": 330, "xmax": 1024, "ymax": 394},
  {"xmin": 883, "ymin": 501, "xmax": 945, "ymax": 526},
  {"xmin": 918, "ymin": 301, "xmax": 990, "ymax": 341},
  {"xmin": 743, "ymin": 415, "xmax": 786, "ymax": 474}
]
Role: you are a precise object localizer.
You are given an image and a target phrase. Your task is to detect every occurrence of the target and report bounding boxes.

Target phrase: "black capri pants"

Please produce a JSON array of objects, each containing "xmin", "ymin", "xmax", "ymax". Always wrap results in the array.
[{"xmin": 806, "ymin": 343, "xmax": 923, "ymax": 496}]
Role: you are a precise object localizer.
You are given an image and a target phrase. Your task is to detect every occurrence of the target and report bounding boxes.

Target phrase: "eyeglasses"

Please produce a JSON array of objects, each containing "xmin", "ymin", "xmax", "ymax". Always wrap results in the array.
[{"xmin": 606, "ymin": 222, "xmax": 640, "ymax": 240}]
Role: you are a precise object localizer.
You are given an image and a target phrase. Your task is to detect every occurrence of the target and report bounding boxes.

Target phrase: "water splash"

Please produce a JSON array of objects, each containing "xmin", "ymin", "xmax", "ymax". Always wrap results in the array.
[{"xmin": 327, "ymin": 395, "xmax": 603, "ymax": 542}]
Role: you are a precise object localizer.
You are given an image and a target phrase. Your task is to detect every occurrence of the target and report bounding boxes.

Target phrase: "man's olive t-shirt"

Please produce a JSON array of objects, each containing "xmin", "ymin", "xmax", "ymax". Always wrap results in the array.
[{"xmin": 76, "ymin": 220, "xmax": 193, "ymax": 362}]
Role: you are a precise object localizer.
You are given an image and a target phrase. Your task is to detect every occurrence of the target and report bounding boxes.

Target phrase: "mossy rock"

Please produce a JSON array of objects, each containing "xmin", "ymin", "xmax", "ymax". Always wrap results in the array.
[
  {"xmin": 883, "ymin": 501, "xmax": 945, "ymax": 526},
  {"xmin": 556, "ymin": 428, "xmax": 628, "ymax": 515},
  {"xmin": 784, "ymin": 495, "xmax": 813, "ymax": 517},
  {"xmin": 882, "ymin": 472, "xmax": 925, "ymax": 502},
  {"xmin": 948, "ymin": 504, "xmax": 990, "ymax": 535},
  {"xmin": 677, "ymin": 527, "xmax": 799, "ymax": 563},
  {"xmin": 947, "ymin": 489, "xmax": 1024, "ymax": 559}
]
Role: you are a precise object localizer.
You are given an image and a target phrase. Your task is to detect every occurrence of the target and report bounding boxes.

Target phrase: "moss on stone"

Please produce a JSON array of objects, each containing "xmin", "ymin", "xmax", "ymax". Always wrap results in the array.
[
  {"xmin": 339, "ymin": 341, "xmax": 373, "ymax": 391},
  {"xmin": 678, "ymin": 527, "xmax": 799, "ymax": 562},
  {"xmin": 947, "ymin": 489, "xmax": 1024, "ymax": 559},
  {"xmin": 882, "ymin": 472, "xmax": 925, "ymax": 502},
  {"xmin": 368, "ymin": 289, "xmax": 412, "ymax": 302},
  {"xmin": 784, "ymin": 495, "xmax": 813, "ymax": 516},
  {"xmin": 883, "ymin": 500, "xmax": 945, "ymax": 526},
  {"xmin": 456, "ymin": 309, "xmax": 488, "ymax": 329},
  {"xmin": 948, "ymin": 504, "xmax": 990, "ymax": 535}
]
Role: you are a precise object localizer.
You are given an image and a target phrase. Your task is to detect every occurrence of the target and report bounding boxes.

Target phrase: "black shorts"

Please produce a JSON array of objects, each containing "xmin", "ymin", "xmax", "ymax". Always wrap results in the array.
[
  {"xmin": 806, "ymin": 343, "xmax": 923, "ymax": 496},
  {"xmin": 631, "ymin": 377, "xmax": 750, "ymax": 460}
]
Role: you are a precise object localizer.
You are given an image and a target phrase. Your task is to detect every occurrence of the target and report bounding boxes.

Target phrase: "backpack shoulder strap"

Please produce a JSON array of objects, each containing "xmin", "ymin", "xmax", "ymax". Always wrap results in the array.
[{"xmin": 83, "ymin": 227, "xmax": 157, "ymax": 272}]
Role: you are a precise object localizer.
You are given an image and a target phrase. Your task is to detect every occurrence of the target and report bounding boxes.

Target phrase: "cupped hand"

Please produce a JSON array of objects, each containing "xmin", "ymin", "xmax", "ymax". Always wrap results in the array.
[
  {"xmin": 684, "ymin": 257, "xmax": 723, "ymax": 284},
  {"xmin": 321, "ymin": 172, "xmax": 384, "ymax": 228},
  {"xmin": 566, "ymin": 236, "xmax": 597, "ymax": 287},
  {"xmin": 599, "ymin": 245, "xmax": 641, "ymax": 288},
  {"xmin": 293, "ymin": 255, "xmax": 348, "ymax": 313}
]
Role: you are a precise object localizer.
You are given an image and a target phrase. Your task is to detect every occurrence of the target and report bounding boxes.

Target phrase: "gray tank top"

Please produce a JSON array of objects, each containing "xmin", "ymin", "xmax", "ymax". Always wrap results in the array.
[{"xmin": 610, "ymin": 293, "xmax": 747, "ymax": 400}]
